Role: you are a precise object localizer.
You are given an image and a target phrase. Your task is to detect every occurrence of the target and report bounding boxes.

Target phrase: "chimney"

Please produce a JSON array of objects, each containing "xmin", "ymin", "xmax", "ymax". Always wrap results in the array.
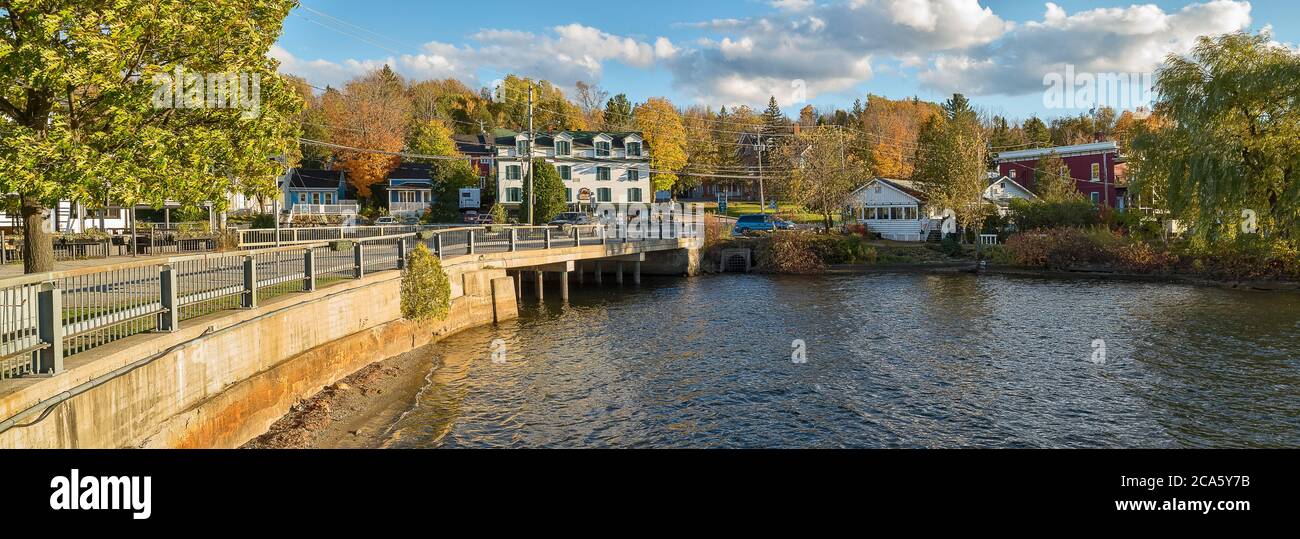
[{"xmin": 794, "ymin": 124, "xmax": 801, "ymax": 135}]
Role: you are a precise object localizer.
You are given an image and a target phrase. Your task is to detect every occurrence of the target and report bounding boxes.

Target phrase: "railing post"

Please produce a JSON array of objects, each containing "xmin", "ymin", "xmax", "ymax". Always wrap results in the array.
[
  {"xmin": 354, "ymin": 242, "xmax": 365, "ymax": 278},
  {"xmin": 303, "ymin": 248, "xmax": 316, "ymax": 291},
  {"xmin": 467, "ymin": 230, "xmax": 475, "ymax": 255},
  {"xmin": 508, "ymin": 228, "xmax": 517, "ymax": 252},
  {"xmin": 37, "ymin": 282, "xmax": 64, "ymax": 374},
  {"xmin": 433, "ymin": 232, "xmax": 442, "ymax": 256},
  {"xmin": 396, "ymin": 238, "xmax": 407, "ymax": 270},
  {"xmin": 242, "ymin": 255, "xmax": 258, "ymax": 308},
  {"xmin": 159, "ymin": 264, "xmax": 178, "ymax": 332},
  {"xmin": 573, "ymin": 227, "xmax": 580, "ymax": 247},
  {"xmin": 600, "ymin": 225, "xmax": 607, "ymax": 245},
  {"xmin": 1, "ymin": 230, "xmax": 7, "ymax": 264},
  {"xmin": 544, "ymin": 227, "xmax": 552, "ymax": 249}
]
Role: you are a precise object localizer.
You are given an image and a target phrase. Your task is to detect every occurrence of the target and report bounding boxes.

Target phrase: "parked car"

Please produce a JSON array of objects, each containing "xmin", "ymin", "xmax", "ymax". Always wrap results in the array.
[
  {"xmin": 462, "ymin": 210, "xmax": 480, "ymax": 224},
  {"xmin": 732, "ymin": 214, "xmax": 792, "ymax": 235},
  {"xmin": 400, "ymin": 216, "xmax": 420, "ymax": 225},
  {"xmin": 477, "ymin": 214, "xmax": 494, "ymax": 225},
  {"xmin": 549, "ymin": 212, "xmax": 592, "ymax": 225},
  {"xmin": 373, "ymin": 216, "xmax": 399, "ymax": 226}
]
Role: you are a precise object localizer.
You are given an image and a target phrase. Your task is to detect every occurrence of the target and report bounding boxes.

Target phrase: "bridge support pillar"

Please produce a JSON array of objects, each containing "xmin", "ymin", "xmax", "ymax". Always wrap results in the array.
[
  {"xmin": 634, "ymin": 261, "xmax": 641, "ymax": 285},
  {"xmin": 594, "ymin": 262, "xmax": 602, "ymax": 284},
  {"xmin": 514, "ymin": 271, "xmax": 521, "ymax": 299},
  {"xmin": 560, "ymin": 271, "xmax": 569, "ymax": 301},
  {"xmin": 535, "ymin": 270, "xmax": 544, "ymax": 301},
  {"xmin": 616, "ymin": 262, "xmax": 624, "ymax": 284}
]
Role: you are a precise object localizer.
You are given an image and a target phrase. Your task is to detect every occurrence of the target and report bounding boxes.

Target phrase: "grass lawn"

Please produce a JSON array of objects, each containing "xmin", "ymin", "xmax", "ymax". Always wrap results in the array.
[{"xmin": 700, "ymin": 201, "xmax": 837, "ymax": 224}]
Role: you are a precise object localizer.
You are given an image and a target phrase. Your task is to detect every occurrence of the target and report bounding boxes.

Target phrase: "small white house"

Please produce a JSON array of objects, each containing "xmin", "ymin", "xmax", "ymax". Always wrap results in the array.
[
  {"xmin": 845, "ymin": 178, "xmax": 940, "ymax": 241},
  {"xmin": 982, "ymin": 175, "xmax": 1037, "ymax": 216}
]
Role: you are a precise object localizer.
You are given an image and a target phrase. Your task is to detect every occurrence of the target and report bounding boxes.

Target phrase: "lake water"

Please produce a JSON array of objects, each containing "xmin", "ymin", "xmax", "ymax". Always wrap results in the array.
[{"xmin": 375, "ymin": 273, "xmax": 1300, "ymax": 448}]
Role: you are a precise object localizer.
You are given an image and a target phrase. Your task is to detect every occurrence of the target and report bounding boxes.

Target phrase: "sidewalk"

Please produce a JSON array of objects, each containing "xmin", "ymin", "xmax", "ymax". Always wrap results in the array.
[{"xmin": 0, "ymin": 253, "xmax": 178, "ymax": 279}]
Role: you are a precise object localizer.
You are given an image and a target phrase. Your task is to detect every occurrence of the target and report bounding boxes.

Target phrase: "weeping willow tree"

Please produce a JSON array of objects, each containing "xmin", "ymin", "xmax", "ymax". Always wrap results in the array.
[{"xmin": 1130, "ymin": 31, "xmax": 1300, "ymax": 250}]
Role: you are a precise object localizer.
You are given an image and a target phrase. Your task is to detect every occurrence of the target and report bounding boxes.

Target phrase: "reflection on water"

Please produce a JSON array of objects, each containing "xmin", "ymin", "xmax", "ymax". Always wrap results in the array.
[{"xmin": 378, "ymin": 273, "xmax": 1300, "ymax": 448}]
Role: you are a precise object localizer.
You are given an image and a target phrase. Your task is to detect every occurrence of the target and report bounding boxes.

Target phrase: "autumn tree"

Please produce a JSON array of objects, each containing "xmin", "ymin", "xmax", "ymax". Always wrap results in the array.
[
  {"xmin": 325, "ymin": 66, "xmax": 410, "ymax": 202},
  {"xmin": 678, "ymin": 106, "xmax": 718, "ymax": 196},
  {"xmin": 286, "ymin": 75, "xmax": 332, "ymax": 168},
  {"xmin": 574, "ymin": 81, "xmax": 608, "ymax": 128},
  {"xmin": 0, "ymin": 0, "xmax": 301, "ymax": 273},
  {"xmin": 912, "ymin": 112, "xmax": 990, "ymax": 242},
  {"xmin": 633, "ymin": 97, "xmax": 688, "ymax": 193},
  {"xmin": 788, "ymin": 127, "xmax": 866, "ymax": 232},
  {"xmin": 860, "ymin": 95, "xmax": 942, "ymax": 179}
]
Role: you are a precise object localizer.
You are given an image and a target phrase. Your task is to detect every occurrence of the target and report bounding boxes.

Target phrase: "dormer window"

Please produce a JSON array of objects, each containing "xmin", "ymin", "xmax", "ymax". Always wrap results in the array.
[
  {"xmin": 516, "ymin": 139, "xmax": 530, "ymax": 156},
  {"xmin": 555, "ymin": 140, "xmax": 571, "ymax": 157},
  {"xmin": 626, "ymin": 141, "xmax": 642, "ymax": 157},
  {"xmin": 595, "ymin": 140, "xmax": 611, "ymax": 157}
]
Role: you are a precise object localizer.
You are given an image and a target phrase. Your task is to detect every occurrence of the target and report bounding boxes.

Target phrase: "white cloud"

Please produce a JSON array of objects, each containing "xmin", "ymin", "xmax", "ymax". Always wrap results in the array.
[
  {"xmin": 770, "ymin": 0, "xmax": 815, "ymax": 11},
  {"xmin": 917, "ymin": 1, "xmax": 1254, "ymax": 96},
  {"xmin": 666, "ymin": 0, "xmax": 1008, "ymax": 106}
]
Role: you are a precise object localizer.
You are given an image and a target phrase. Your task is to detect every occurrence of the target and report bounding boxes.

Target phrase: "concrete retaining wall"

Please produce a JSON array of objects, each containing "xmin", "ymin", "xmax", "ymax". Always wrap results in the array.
[{"xmin": 0, "ymin": 266, "xmax": 517, "ymax": 449}]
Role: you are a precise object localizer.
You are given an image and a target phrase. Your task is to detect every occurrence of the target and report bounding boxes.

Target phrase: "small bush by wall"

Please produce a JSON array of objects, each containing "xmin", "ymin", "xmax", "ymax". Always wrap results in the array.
[{"xmin": 401, "ymin": 243, "xmax": 451, "ymax": 321}]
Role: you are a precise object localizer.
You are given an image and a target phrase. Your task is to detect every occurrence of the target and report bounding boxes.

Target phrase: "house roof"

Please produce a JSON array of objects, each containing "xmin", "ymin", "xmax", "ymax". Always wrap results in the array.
[
  {"xmin": 286, "ymin": 169, "xmax": 344, "ymax": 190},
  {"xmin": 453, "ymin": 134, "xmax": 494, "ymax": 155},
  {"xmin": 386, "ymin": 163, "xmax": 432, "ymax": 180},
  {"xmin": 847, "ymin": 177, "xmax": 928, "ymax": 203},
  {"xmin": 494, "ymin": 130, "xmax": 648, "ymax": 149},
  {"xmin": 994, "ymin": 141, "xmax": 1118, "ymax": 162}
]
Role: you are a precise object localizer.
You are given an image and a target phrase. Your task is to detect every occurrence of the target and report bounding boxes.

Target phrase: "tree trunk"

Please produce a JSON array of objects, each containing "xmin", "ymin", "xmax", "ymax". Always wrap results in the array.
[{"xmin": 21, "ymin": 196, "xmax": 55, "ymax": 274}]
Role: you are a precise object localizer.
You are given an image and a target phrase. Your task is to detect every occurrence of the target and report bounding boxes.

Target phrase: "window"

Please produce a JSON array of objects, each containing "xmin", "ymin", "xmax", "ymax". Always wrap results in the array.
[
  {"xmin": 906, "ymin": 207, "xmax": 918, "ymax": 220},
  {"xmin": 505, "ymin": 187, "xmax": 522, "ymax": 203},
  {"xmin": 311, "ymin": 192, "xmax": 321, "ymax": 204},
  {"xmin": 874, "ymin": 186, "xmax": 882, "ymax": 193},
  {"xmin": 298, "ymin": 193, "xmax": 308, "ymax": 204},
  {"xmin": 595, "ymin": 141, "xmax": 611, "ymax": 157},
  {"xmin": 628, "ymin": 188, "xmax": 643, "ymax": 202},
  {"xmin": 324, "ymin": 193, "xmax": 334, "ymax": 204},
  {"xmin": 1090, "ymin": 191, "xmax": 1100, "ymax": 204},
  {"xmin": 565, "ymin": 188, "xmax": 572, "ymax": 202},
  {"xmin": 516, "ymin": 139, "xmax": 530, "ymax": 156},
  {"xmin": 627, "ymin": 169, "xmax": 639, "ymax": 182},
  {"xmin": 506, "ymin": 165, "xmax": 521, "ymax": 180},
  {"xmin": 558, "ymin": 165, "xmax": 572, "ymax": 180},
  {"xmin": 1010, "ymin": 169, "xmax": 1017, "ymax": 179},
  {"xmin": 555, "ymin": 140, "xmax": 571, "ymax": 156},
  {"xmin": 626, "ymin": 141, "xmax": 642, "ymax": 157},
  {"xmin": 891, "ymin": 207, "xmax": 904, "ymax": 220},
  {"xmin": 597, "ymin": 188, "xmax": 612, "ymax": 202},
  {"xmin": 597, "ymin": 166, "xmax": 611, "ymax": 181},
  {"xmin": 875, "ymin": 207, "xmax": 889, "ymax": 220},
  {"xmin": 1091, "ymin": 163, "xmax": 1101, "ymax": 182}
]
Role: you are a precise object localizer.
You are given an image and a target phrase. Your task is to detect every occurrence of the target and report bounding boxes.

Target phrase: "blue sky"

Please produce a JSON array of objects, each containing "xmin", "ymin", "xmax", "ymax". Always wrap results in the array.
[{"xmin": 273, "ymin": 0, "xmax": 1297, "ymax": 121}]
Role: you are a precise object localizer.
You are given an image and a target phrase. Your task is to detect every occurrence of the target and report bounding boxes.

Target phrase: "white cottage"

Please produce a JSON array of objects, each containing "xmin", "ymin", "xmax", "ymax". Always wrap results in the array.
[
  {"xmin": 845, "ymin": 178, "xmax": 940, "ymax": 241},
  {"xmin": 982, "ymin": 175, "xmax": 1037, "ymax": 216}
]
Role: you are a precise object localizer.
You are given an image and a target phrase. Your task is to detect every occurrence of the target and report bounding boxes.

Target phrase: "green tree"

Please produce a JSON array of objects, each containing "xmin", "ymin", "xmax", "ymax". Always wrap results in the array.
[
  {"xmin": 400, "ymin": 243, "xmax": 451, "ymax": 322},
  {"xmin": 520, "ymin": 159, "xmax": 566, "ymax": 224},
  {"xmin": 0, "ymin": 0, "xmax": 301, "ymax": 273},
  {"xmin": 787, "ymin": 127, "xmax": 865, "ymax": 231},
  {"xmin": 1132, "ymin": 31, "xmax": 1300, "ymax": 249},
  {"xmin": 1022, "ymin": 116, "xmax": 1051, "ymax": 148},
  {"xmin": 407, "ymin": 119, "xmax": 458, "ymax": 156},
  {"xmin": 427, "ymin": 161, "xmax": 479, "ymax": 223},
  {"xmin": 1033, "ymin": 151, "xmax": 1081, "ymax": 202},
  {"xmin": 603, "ymin": 93, "xmax": 634, "ymax": 131}
]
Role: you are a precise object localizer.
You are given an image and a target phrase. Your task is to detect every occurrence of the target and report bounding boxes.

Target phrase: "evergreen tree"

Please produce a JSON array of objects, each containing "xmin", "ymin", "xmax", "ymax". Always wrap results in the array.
[{"xmin": 603, "ymin": 94, "xmax": 634, "ymax": 131}]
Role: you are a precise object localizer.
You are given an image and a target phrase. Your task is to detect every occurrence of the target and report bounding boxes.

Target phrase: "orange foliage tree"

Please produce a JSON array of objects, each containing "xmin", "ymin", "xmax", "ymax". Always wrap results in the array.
[
  {"xmin": 323, "ymin": 66, "xmax": 411, "ymax": 200},
  {"xmin": 858, "ymin": 95, "xmax": 942, "ymax": 179}
]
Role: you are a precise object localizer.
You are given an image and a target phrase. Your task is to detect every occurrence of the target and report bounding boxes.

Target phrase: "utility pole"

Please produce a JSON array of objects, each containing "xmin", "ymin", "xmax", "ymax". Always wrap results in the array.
[{"xmin": 526, "ymin": 84, "xmax": 535, "ymax": 225}]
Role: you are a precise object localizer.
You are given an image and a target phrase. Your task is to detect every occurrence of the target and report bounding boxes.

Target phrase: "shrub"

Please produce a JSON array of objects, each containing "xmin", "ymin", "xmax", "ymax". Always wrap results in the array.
[
  {"xmin": 1110, "ymin": 241, "xmax": 1178, "ymax": 273},
  {"xmin": 489, "ymin": 203, "xmax": 508, "ymax": 225},
  {"xmin": 806, "ymin": 234, "xmax": 870, "ymax": 264},
  {"xmin": 1008, "ymin": 198, "xmax": 1101, "ymax": 230},
  {"xmin": 251, "ymin": 213, "xmax": 277, "ymax": 229},
  {"xmin": 1004, "ymin": 228, "xmax": 1108, "ymax": 268},
  {"xmin": 939, "ymin": 235, "xmax": 964, "ymax": 257},
  {"xmin": 757, "ymin": 232, "xmax": 825, "ymax": 274},
  {"xmin": 401, "ymin": 243, "xmax": 451, "ymax": 321}
]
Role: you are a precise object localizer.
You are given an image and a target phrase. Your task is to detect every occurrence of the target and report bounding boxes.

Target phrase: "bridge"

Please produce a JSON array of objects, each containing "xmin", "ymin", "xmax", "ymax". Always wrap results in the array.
[{"xmin": 0, "ymin": 222, "xmax": 701, "ymax": 448}]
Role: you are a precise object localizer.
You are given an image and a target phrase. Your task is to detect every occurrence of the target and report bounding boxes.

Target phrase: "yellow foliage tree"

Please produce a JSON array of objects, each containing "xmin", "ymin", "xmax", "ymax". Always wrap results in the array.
[{"xmin": 633, "ymin": 97, "xmax": 687, "ymax": 192}]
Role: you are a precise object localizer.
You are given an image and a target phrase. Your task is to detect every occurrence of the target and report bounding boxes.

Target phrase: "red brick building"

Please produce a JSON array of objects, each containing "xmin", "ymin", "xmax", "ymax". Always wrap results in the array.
[{"xmin": 993, "ymin": 141, "xmax": 1124, "ymax": 208}]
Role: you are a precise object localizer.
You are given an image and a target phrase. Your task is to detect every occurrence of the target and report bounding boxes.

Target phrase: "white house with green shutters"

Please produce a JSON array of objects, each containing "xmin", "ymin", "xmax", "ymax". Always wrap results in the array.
[{"xmin": 494, "ymin": 130, "xmax": 653, "ymax": 215}]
